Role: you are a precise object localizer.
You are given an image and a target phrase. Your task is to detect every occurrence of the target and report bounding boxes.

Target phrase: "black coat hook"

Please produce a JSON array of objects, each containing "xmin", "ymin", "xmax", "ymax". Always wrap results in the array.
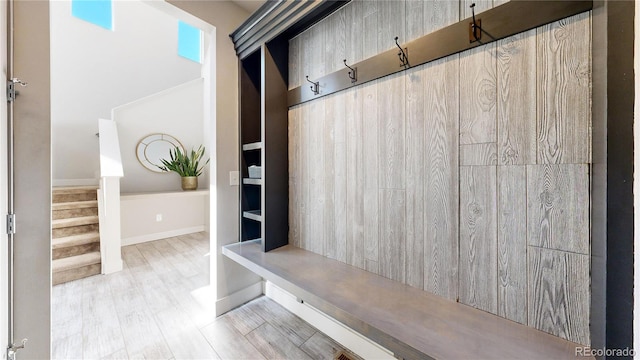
[
  {"xmin": 343, "ymin": 59, "xmax": 357, "ymax": 83},
  {"xmin": 469, "ymin": 3, "xmax": 482, "ymax": 42},
  {"xmin": 306, "ymin": 75, "xmax": 319, "ymax": 95},
  {"xmin": 394, "ymin": 37, "xmax": 409, "ymax": 68}
]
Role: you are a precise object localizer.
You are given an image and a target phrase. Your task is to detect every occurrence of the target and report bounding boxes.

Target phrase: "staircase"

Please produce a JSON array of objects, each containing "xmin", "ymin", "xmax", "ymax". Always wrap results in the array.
[{"xmin": 52, "ymin": 186, "xmax": 102, "ymax": 285}]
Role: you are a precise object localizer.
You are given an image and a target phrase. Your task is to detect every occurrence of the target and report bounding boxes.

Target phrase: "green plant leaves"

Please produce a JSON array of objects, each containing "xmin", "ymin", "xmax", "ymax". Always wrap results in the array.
[{"xmin": 157, "ymin": 145, "xmax": 210, "ymax": 177}]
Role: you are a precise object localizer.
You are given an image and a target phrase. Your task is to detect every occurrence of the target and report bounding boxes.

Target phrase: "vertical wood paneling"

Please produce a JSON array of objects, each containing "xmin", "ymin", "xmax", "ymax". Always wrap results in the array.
[
  {"xmin": 345, "ymin": 1, "xmax": 364, "ymax": 64},
  {"xmin": 323, "ymin": 95, "xmax": 336, "ymax": 259},
  {"xmin": 334, "ymin": 93, "xmax": 347, "ymax": 263},
  {"xmin": 362, "ymin": 80, "xmax": 379, "ymax": 272},
  {"xmin": 497, "ymin": 166, "xmax": 527, "ymax": 324},
  {"xmin": 404, "ymin": 66, "xmax": 424, "ymax": 289},
  {"xmin": 536, "ymin": 12, "xmax": 591, "ymax": 164},
  {"xmin": 377, "ymin": 1, "xmax": 405, "ymax": 53},
  {"xmin": 298, "ymin": 103, "xmax": 310, "ymax": 251},
  {"xmin": 288, "ymin": 107, "xmax": 300, "ymax": 248},
  {"xmin": 528, "ymin": 247, "xmax": 590, "ymax": 345},
  {"xmin": 460, "ymin": 43, "xmax": 497, "ymax": 145},
  {"xmin": 460, "ymin": 143, "xmax": 497, "ymax": 166},
  {"xmin": 459, "ymin": 166, "xmax": 497, "ymax": 314},
  {"xmin": 361, "ymin": 2, "xmax": 378, "ymax": 61},
  {"xmin": 378, "ymin": 73, "xmax": 405, "ymax": 189},
  {"xmin": 497, "ymin": 30, "xmax": 536, "ymax": 165},
  {"xmin": 308, "ymin": 98, "xmax": 325, "ymax": 255},
  {"xmin": 288, "ymin": 36, "xmax": 300, "ymax": 89},
  {"xmin": 346, "ymin": 87, "xmax": 364, "ymax": 269},
  {"xmin": 461, "ymin": 0, "xmax": 492, "ymax": 20},
  {"xmin": 405, "ymin": 0, "xmax": 424, "ymax": 41},
  {"xmin": 325, "ymin": 7, "xmax": 346, "ymax": 74},
  {"xmin": 299, "ymin": 31, "xmax": 312, "ymax": 92},
  {"xmin": 526, "ymin": 164, "xmax": 589, "ymax": 254},
  {"xmin": 308, "ymin": 23, "xmax": 325, "ymax": 82},
  {"xmin": 424, "ymin": 0, "xmax": 460, "ymax": 35},
  {"xmin": 379, "ymin": 189, "xmax": 406, "ymax": 283},
  {"xmin": 423, "ymin": 56, "xmax": 459, "ymax": 301}
]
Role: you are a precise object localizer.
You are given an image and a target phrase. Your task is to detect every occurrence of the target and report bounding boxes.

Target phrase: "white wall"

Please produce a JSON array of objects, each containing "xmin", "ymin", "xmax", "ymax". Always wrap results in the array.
[
  {"xmin": 50, "ymin": 0, "xmax": 203, "ymax": 184},
  {"xmin": 166, "ymin": 0, "xmax": 263, "ymax": 313},
  {"xmin": 121, "ymin": 190, "xmax": 207, "ymax": 245},
  {"xmin": 114, "ymin": 78, "xmax": 205, "ymax": 193}
]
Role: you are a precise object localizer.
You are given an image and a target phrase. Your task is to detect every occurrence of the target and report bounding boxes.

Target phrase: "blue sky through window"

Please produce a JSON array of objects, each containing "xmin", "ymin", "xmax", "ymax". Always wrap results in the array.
[
  {"xmin": 178, "ymin": 21, "xmax": 202, "ymax": 63},
  {"xmin": 72, "ymin": 0, "xmax": 113, "ymax": 30}
]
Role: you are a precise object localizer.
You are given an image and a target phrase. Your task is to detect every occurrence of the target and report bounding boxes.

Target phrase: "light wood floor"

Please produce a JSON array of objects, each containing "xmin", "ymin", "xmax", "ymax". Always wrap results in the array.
[{"xmin": 51, "ymin": 232, "xmax": 354, "ymax": 359}]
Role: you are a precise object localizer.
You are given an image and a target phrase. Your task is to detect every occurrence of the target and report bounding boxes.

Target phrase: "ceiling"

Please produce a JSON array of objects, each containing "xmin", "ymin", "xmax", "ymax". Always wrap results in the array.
[{"xmin": 231, "ymin": 0, "xmax": 267, "ymax": 15}]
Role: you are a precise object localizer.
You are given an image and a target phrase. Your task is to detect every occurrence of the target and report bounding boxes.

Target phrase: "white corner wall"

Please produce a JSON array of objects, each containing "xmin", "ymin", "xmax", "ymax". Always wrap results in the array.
[
  {"xmin": 50, "ymin": 0, "xmax": 203, "ymax": 184},
  {"xmin": 114, "ymin": 78, "xmax": 205, "ymax": 193},
  {"xmin": 120, "ymin": 190, "xmax": 207, "ymax": 245}
]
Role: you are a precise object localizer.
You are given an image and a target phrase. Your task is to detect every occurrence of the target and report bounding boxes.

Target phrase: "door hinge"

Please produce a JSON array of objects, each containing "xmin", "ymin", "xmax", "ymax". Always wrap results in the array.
[
  {"xmin": 7, "ymin": 78, "xmax": 27, "ymax": 102},
  {"xmin": 6, "ymin": 213, "xmax": 15, "ymax": 234},
  {"xmin": 7, "ymin": 339, "xmax": 27, "ymax": 360}
]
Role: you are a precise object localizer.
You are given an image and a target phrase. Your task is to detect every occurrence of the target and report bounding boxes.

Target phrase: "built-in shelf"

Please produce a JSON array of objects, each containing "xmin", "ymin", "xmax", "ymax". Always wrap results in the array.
[
  {"xmin": 242, "ymin": 142, "xmax": 262, "ymax": 151},
  {"xmin": 243, "ymin": 210, "xmax": 262, "ymax": 222},
  {"xmin": 243, "ymin": 178, "xmax": 262, "ymax": 185}
]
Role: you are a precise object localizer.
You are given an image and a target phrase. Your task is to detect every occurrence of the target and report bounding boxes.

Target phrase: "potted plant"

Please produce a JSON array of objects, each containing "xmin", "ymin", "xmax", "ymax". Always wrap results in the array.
[{"xmin": 157, "ymin": 145, "xmax": 209, "ymax": 191}]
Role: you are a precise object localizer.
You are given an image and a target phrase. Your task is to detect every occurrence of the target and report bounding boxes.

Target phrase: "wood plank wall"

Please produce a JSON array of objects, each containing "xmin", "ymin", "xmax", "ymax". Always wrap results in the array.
[{"xmin": 287, "ymin": 0, "xmax": 591, "ymax": 346}]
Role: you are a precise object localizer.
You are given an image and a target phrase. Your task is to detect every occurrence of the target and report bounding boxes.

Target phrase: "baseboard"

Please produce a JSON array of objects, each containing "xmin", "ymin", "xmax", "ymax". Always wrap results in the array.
[
  {"xmin": 215, "ymin": 281, "xmax": 263, "ymax": 316},
  {"xmin": 264, "ymin": 281, "xmax": 395, "ymax": 360},
  {"xmin": 121, "ymin": 226, "xmax": 205, "ymax": 246},
  {"xmin": 53, "ymin": 178, "xmax": 99, "ymax": 187}
]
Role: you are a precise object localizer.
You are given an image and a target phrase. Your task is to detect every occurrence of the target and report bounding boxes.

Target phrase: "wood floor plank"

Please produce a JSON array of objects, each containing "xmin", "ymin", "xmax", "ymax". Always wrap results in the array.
[
  {"xmin": 460, "ymin": 143, "xmax": 498, "ymax": 166},
  {"xmin": 497, "ymin": 166, "xmax": 527, "ymax": 324},
  {"xmin": 82, "ymin": 285, "xmax": 126, "ymax": 359},
  {"xmin": 497, "ymin": 30, "xmax": 536, "ymax": 165},
  {"xmin": 246, "ymin": 323, "xmax": 313, "ymax": 360},
  {"xmin": 423, "ymin": 55, "xmax": 460, "ymax": 300},
  {"xmin": 379, "ymin": 189, "xmax": 406, "ymax": 283},
  {"xmin": 459, "ymin": 166, "xmax": 498, "ymax": 314},
  {"xmin": 223, "ymin": 300, "xmax": 266, "ymax": 336},
  {"xmin": 52, "ymin": 334, "xmax": 83, "ymax": 360},
  {"xmin": 460, "ymin": 43, "xmax": 497, "ymax": 145},
  {"xmin": 201, "ymin": 316, "xmax": 267, "ymax": 360},
  {"xmin": 154, "ymin": 306, "xmax": 220, "ymax": 359},
  {"xmin": 345, "ymin": 87, "xmax": 364, "ymax": 269},
  {"xmin": 404, "ymin": 65, "xmax": 425, "ymax": 289},
  {"xmin": 528, "ymin": 247, "xmax": 590, "ymax": 345},
  {"xmin": 118, "ymin": 309, "xmax": 173, "ymax": 359},
  {"xmin": 526, "ymin": 164, "xmax": 589, "ymax": 254},
  {"xmin": 245, "ymin": 296, "xmax": 316, "ymax": 347},
  {"xmin": 301, "ymin": 331, "xmax": 358, "ymax": 360},
  {"xmin": 152, "ymin": 239, "xmax": 200, "ymax": 278},
  {"xmin": 536, "ymin": 12, "xmax": 591, "ymax": 164},
  {"xmin": 121, "ymin": 244, "xmax": 149, "ymax": 269}
]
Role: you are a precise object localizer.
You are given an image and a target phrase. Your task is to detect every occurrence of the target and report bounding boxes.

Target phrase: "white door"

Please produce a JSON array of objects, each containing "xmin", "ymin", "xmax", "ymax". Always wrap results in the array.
[{"xmin": 4, "ymin": 0, "xmax": 52, "ymax": 358}]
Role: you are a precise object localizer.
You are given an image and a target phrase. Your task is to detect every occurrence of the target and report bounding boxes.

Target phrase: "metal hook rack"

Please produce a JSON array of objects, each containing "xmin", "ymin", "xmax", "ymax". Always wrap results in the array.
[
  {"xmin": 469, "ymin": 3, "xmax": 482, "ymax": 42},
  {"xmin": 306, "ymin": 75, "xmax": 319, "ymax": 95},
  {"xmin": 343, "ymin": 59, "xmax": 357, "ymax": 83},
  {"xmin": 394, "ymin": 37, "xmax": 409, "ymax": 68}
]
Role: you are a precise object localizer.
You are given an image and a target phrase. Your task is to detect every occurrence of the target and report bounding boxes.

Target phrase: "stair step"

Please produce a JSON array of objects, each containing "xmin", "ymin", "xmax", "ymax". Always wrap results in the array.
[
  {"xmin": 52, "ymin": 200, "xmax": 98, "ymax": 210},
  {"xmin": 52, "ymin": 215, "xmax": 99, "ymax": 229},
  {"xmin": 52, "ymin": 187, "xmax": 98, "ymax": 203},
  {"xmin": 52, "ymin": 186, "xmax": 99, "ymax": 194},
  {"xmin": 52, "ymin": 232, "xmax": 100, "ymax": 249},
  {"xmin": 53, "ymin": 251, "xmax": 101, "ymax": 273},
  {"xmin": 53, "ymin": 206, "xmax": 98, "ymax": 220}
]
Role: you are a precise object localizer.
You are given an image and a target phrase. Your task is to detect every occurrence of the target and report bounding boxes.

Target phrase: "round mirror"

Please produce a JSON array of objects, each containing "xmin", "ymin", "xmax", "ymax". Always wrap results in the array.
[{"xmin": 136, "ymin": 134, "xmax": 184, "ymax": 173}]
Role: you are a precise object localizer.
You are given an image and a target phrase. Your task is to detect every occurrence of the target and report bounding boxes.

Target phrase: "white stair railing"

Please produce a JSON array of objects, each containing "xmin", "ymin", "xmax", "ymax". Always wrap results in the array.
[{"xmin": 97, "ymin": 118, "xmax": 124, "ymax": 274}]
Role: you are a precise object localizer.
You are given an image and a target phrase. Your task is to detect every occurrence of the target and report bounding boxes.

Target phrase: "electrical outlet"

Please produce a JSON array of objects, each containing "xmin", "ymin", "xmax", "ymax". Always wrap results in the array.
[
  {"xmin": 156, "ymin": 214, "xmax": 162, "ymax": 222},
  {"xmin": 230, "ymin": 170, "xmax": 239, "ymax": 186}
]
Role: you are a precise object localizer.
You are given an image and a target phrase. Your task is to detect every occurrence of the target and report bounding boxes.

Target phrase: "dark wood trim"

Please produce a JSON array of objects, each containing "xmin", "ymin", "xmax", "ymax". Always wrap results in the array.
[
  {"xmin": 261, "ymin": 39, "xmax": 290, "ymax": 252},
  {"xmin": 288, "ymin": 0, "xmax": 593, "ymax": 106},
  {"xmin": 604, "ymin": 0, "xmax": 634, "ymax": 353},
  {"xmin": 231, "ymin": 0, "xmax": 349, "ymax": 60}
]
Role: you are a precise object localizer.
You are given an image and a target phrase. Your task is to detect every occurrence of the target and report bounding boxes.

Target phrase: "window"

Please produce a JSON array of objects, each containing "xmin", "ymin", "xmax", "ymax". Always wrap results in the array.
[
  {"xmin": 71, "ymin": 0, "xmax": 113, "ymax": 30},
  {"xmin": 178, "ymin": 21, "xmax": 202, "ymax": 63}
]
